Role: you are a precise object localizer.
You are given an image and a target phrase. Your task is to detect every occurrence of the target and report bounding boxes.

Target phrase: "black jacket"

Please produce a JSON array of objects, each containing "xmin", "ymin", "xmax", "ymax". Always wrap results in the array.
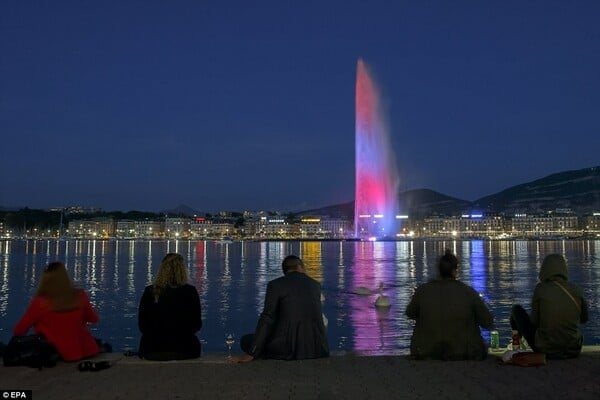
[
  {"xmin": 138, "ymin": 284, "xmax": 202, "ymax": 360},
  {"xmin": 250, "ymin": 271, "xmax": 329, "ymax": 360}
]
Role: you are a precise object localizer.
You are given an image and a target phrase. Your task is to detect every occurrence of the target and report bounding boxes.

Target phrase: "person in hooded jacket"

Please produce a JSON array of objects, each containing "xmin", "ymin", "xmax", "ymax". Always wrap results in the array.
[{"xmin": 511, "ymin": 253, "xmax": 589, "ymax": 359}]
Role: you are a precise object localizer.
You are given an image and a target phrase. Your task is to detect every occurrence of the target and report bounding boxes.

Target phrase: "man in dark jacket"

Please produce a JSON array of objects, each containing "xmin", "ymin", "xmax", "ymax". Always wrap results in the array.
[
  {"xmin": 406, "ymin": 250, "xmax": 494, "ymax": 360},
  {"xmin": 232, "ymin": 255, "xmax": 329, "ymax": 362},
  {"xmin": 511, "ymin": 254, "xmax": 589, "ymax": 359}
]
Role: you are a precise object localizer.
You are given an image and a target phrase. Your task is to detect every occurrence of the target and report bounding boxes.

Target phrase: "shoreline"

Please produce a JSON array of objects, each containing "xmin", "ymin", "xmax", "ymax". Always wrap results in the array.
[{"xmin": 2, "ymin": 236, "xmax": 599, "ymax": 241}]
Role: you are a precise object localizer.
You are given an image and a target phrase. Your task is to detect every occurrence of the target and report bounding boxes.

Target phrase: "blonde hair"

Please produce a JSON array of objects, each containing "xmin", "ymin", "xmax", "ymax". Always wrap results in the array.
[
  {"xmin": 36, "ymin": 262, "xmax": 79, "ymax": 311},
  {"xmin": 152, "ymin": 253, "xmax": 189, "ymax": 301}
]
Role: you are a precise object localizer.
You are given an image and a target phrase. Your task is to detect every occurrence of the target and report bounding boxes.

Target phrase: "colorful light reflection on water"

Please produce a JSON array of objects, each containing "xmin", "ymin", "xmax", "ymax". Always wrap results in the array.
[{"xmin": 0, "ymin": 239, "xmax": 598, "ymax": 355}]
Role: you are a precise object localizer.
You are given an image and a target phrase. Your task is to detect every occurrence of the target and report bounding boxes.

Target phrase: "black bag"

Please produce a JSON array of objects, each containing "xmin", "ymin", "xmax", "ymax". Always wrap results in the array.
[{"xmin": 2, "ymin": 335, "xmax": 59, "ymax": 369}]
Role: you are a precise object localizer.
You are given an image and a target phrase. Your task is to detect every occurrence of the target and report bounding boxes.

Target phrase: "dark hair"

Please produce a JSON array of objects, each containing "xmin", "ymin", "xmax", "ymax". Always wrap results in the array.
[
  {"xmin": 438, "ymin": 249, "xmax": 458, "ymax": 278},
  {"xmin": 281, "ymin": 255, "xmax": 304, "ymax": 274}
]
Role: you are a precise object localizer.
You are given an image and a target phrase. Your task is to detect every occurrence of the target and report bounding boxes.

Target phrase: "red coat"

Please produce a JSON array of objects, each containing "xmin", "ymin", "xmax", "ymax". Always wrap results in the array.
[{"xmin": 14, "ymin": 289, "xmax": 100, "ymax": 361}]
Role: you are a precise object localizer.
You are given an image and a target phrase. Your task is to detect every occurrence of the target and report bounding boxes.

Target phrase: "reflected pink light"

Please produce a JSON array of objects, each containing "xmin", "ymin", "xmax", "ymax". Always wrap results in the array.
[
  {"xmin": 354, "ymin": 59, "xmax": 400, "ymax": 238},
  {"xmin": 350, "ymin": 242, "xmax": 397, "ymax": 354}
]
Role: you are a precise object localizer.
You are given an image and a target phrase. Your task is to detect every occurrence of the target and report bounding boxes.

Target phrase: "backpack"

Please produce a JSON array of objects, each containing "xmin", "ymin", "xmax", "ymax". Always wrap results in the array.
[{"xmin": 2, "ymin": 335, "xmax": 59, "ymax": 369}]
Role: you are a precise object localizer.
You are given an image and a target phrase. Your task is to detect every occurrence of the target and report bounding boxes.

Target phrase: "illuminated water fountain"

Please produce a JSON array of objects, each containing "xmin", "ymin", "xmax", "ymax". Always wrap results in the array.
[{"xmin": 354, "ymin": 59, "xmax": 400, "ymax": 238}]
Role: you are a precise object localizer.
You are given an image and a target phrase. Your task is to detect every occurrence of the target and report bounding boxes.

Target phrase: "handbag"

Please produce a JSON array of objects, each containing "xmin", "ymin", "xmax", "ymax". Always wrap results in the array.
[
  {"xmin": 500, "ymin": 350, "xmax": 546, "ymax": 367},
  {"xmin": 2, "ymin": 334, "xmax": 59, "ymax": 369},
  {"xmin": 511, "ymin": 351, "xmax": 546, "ymax": 367}
]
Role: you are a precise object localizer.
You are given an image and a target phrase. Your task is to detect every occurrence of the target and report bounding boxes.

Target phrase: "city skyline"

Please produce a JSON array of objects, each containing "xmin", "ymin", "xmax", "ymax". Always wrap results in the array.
[{"xmin": 2, "ymin": 1, "xmax": 599, "ymax": 212}]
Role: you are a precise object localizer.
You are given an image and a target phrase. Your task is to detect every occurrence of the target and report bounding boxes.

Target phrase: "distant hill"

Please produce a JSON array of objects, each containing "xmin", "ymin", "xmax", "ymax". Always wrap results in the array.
[
  {"xmin": 161, "ymin": 204, "xmax": 204, "ymax": 217},
  {"xmin": 397, "ymin": 188, "xmax": 472, "ymax": 217},
  {"xmin": 473, "ymin": 166, "xmax": 600, "ymax": 215},
  {"xmin": 297, "ymin": 166, "xmax": 600, "ymax": 217},
  {"xmin": 296, "ymin": 188, "xmax": 471, "ymax": 218}
]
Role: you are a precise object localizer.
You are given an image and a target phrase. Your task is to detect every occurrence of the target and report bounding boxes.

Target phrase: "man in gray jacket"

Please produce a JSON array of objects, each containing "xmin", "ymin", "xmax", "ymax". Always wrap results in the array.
[{"xmin": 233, "ymin": 255, "xmax": 329, "ymax": 362}]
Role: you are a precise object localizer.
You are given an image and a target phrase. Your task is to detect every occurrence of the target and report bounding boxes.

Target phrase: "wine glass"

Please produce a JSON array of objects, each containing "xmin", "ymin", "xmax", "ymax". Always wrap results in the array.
[{"xmin": 225, "ymin": 333, "xmax": 235, "ymax": 359}]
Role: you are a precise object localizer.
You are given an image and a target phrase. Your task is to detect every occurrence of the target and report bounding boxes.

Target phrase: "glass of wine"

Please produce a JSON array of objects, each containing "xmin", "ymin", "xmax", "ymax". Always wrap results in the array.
[{"xmin": 225, "ymin": 333, "xmax": 235, "ymax": 359}]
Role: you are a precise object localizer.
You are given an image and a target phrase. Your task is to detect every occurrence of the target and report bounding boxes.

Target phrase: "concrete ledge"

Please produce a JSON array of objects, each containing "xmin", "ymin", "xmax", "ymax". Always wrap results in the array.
[{"xmin": 2, "ymin": 350, "xmax": 600, "ymax": 399}]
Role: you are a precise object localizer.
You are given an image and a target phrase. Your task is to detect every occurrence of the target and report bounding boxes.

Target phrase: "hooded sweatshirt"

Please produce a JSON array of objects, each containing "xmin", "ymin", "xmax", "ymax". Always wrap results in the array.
[{"xmin": 531, "ymin": 254, "xmax": 589, "ymax": 359}]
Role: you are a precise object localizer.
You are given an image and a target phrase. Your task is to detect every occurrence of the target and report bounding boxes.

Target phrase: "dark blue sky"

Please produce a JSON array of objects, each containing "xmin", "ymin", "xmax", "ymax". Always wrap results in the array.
[{"xmin": 1, "ymin": 1, "xmax": 599, "ymax": 212}]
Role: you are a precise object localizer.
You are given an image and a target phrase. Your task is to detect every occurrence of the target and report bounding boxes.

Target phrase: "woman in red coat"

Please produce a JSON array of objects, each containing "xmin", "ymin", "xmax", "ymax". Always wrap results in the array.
[{"xmin": 14, "ymin": 262, "xmax": 100, "ymax": 361}]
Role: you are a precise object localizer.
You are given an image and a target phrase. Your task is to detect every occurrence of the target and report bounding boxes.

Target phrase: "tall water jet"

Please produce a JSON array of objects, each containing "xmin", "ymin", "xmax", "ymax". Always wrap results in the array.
[{"xmin": 354, "ymin": 59, "xmax": 400, "ymax": 238}]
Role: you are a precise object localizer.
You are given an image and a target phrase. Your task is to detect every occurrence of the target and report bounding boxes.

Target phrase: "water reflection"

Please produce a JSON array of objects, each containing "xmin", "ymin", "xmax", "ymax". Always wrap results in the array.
[{"xmin": 0, "ymin": 238, "xmax": 598, "ymax": 353}]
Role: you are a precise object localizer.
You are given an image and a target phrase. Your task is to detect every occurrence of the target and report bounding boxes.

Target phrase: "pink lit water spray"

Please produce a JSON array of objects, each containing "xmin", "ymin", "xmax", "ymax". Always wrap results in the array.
[{"xmin": 354, "ymin": 59, "xmax": 400, "ymax": 238}]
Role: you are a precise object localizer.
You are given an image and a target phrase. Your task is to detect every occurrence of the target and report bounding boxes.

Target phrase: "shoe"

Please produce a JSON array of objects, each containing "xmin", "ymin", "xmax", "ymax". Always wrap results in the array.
[{"xmin": 78, "ymin": 360, "xmax": 111, "ymax": 372}]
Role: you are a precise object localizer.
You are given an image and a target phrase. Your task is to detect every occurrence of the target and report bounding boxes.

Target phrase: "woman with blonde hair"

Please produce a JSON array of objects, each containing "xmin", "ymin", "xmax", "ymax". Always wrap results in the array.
[
  {"xmin": 13, "ymin": 262, "xmax": 100, "ymax": 361},
  {"xmin": 138, "ymin": 253, "xmax": 202, "ymax": 360}
]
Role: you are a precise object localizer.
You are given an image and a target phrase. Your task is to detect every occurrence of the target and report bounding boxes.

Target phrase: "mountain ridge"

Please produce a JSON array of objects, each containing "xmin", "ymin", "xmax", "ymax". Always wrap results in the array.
[{"xmin": 298, "ymin": 166, "xmax": 600, "ymax": 217}]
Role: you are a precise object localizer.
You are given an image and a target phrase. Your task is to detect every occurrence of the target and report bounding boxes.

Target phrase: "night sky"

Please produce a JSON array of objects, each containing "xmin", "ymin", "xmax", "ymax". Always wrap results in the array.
[{"xmin": 1, "ymin": 1, "xmax": 599, "ymax": 213}]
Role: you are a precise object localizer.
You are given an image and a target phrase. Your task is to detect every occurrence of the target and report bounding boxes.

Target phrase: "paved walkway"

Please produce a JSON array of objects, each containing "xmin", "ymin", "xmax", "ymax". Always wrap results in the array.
[{"xmin": 1, "ymin": 348, "xmax": 600, "ymax": 399}]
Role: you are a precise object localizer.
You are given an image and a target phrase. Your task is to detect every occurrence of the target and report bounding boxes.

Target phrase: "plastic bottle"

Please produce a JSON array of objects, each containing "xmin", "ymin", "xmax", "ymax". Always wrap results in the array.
[{"xmin": 511, "ymin": 330, "xmax": 521, "ymax": 350}]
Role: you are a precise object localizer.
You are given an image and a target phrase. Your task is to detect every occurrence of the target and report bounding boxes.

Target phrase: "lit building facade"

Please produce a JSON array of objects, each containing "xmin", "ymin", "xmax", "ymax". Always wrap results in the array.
[
  {"xmin": 68, "ymin": 218, "xmax": 115, "ymax": 238},
  {"xmin": 165, "ymin": 218, "xmax": 190, "ymax": 238}
]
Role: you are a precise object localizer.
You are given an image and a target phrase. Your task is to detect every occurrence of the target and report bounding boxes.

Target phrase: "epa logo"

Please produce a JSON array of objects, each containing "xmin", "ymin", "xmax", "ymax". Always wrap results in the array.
[{"xmin": 1, "ymin": 391, "xmax": 32, "ymax": 399}]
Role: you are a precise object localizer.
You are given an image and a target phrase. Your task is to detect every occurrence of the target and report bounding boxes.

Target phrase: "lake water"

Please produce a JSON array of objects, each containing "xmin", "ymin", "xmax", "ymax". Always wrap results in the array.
[{"xmin": 1, "ymin": 239, "xmax": 598, "ymax": 355}]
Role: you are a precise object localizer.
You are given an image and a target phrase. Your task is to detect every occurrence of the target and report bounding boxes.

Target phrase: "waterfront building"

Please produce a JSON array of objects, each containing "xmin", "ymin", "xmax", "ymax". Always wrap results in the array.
[
  {"xmin": 257, "ymin": 216, "xmax": 289, "ymax": 238},
  {"xmin": 552, "ymin": 214, "xmax": 578, "ymax": 234},
  {"xmin": 134, "ymin": 220, "xmax": 164, "ymax": 238},
  {"xmin": 68, "ymin": 218, "xmax": 115, "ymax": 238},
  {"xmin": 583, "ymin": 212, "xmax": 600, "ymax": 235},
  {"xmin": 165, "ymin": 217, "xmax": 191, "ymax": 239},
  {"xmin": 115, "ymin": 220, "xmax": 136, "ymax": 238},
  {"xmin": 297, "ymin": 216, "xmax": 322, "ymax": 238},
  {"xmin": 320, "ymin": 218, "xmax": 352, "ymax": 238},
  {"xmin": 509, "ymin": 213, "xmax": 580, "ymax": 237},
  {"xmin": 190, "ymin": 217, "xmax": 210, "ymax": 239},
  {"xmin": 460, "ymin": 214, "xmax": 504, "ymax": 237},
  {"xmin": 420, "ymin": 216, "xmax": 461, "ymax": 237},
  {"xmin": 190, "ymin": 217, "xmax": 236, "ymax": 239}
]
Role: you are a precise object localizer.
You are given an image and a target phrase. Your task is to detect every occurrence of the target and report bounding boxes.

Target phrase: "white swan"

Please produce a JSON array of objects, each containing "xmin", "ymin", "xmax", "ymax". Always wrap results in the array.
[{"xmin": 375, "ymin": 282, "xmax": 391, "ymax": 308}]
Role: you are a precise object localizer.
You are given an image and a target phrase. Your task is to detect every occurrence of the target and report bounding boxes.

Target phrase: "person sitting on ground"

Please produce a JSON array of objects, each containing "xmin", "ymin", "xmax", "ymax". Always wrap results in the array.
[
  {"xmin": 232, "ymin": 255, "xmax": 329, "ymax": 362},
  {"xmin": 406, "ymin": 249, "xmax": 494, "ymax": 360},
  {"xmin": 510, "ymin": 253, "xmax": 588, "ymax": 359},
  {"xmin": 13, "ymin": 261, "xmax": 100, "ymax": 362},
  {"xmin": 138, "ymin": 253, "xmax": 202, "ymax": 360}
]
